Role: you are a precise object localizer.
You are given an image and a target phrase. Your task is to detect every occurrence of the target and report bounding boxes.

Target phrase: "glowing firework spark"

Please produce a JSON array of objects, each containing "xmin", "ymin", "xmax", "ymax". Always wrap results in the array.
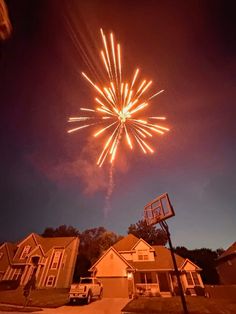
[{"xmin": 68, "ymin": 29, "xmax": 169, "ymax": 167}]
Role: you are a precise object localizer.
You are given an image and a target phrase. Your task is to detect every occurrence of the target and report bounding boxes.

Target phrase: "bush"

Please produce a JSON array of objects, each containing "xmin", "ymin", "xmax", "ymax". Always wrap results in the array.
[
  {"xmin": 194, "ymin": 285, "xmax": 205, "ymax": 296},
  {"xmin": 173, "ymin": 286, "xmax": 180, "ymax": 296},
  {"xmin": 0, "ymin": 280, "xmax": 19, "ymax": 291}
]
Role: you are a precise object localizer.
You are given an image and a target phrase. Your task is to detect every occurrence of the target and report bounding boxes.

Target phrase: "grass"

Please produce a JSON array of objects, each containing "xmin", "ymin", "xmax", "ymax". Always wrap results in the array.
[
  {"xmin": 0, "ymin": 287, "xmax": 69, "ymax": 308},
  {"xmin": 122, "ymin": 296, "xmax": 236, "ymax": 314},
  {"xmin": 0, "ymin": 304, "xmax": 41, "ymax": 312}
]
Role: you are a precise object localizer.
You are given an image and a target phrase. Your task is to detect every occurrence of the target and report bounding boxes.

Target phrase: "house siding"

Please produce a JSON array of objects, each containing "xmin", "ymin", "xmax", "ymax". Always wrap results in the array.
[{"xmin": 0, "ymin": 234, "xmax": 79, "ymax": 290}]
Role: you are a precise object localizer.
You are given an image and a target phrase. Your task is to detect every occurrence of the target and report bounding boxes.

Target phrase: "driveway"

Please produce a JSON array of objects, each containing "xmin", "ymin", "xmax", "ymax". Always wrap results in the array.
[{"xmin": 34, "ymin": 298, "xmax": 130, "ymax": 314}]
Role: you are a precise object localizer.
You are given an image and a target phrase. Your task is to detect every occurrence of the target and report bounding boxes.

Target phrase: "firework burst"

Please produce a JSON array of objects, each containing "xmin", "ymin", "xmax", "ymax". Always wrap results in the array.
[{"xmin": 68, "ymin": 29, "xmax": 169, "ymax": 167}]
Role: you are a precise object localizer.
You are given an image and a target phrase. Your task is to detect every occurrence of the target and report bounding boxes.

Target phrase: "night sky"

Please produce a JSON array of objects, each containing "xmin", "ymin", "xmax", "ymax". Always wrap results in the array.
[{"xmin": 1, "ymin": 0, "xmax": 235, "ymax": 249}]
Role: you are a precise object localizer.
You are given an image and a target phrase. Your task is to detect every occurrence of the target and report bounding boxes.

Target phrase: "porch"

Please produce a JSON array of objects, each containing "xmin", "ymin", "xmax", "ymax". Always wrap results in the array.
[{"xmin": 133, "ymin": 271, "xmax": 173, "ymax": 297}]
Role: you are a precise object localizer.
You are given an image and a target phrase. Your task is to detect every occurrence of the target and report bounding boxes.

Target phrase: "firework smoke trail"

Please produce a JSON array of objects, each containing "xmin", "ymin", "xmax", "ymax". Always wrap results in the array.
[
  {"xmin": 104, "ymin": 163, "xmax": 114, "ymax": 217},
  {"xmin": 104, "ymin": 124, "xmax": 124, "ymax": 215}
]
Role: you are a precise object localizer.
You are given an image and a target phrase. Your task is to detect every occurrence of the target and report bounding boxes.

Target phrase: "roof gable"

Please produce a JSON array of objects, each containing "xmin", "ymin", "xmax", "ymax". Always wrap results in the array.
[
  {"xmin": 17, "ymin": 233, "xmax": 39, "ymax": 247},
  {"xmin": 180, "ymin": 258, "xmax": 201, "ymax": 271},
  {"xmin": 90, "ymin": 247, "xmax": 134, "ymax": 272},
  {"xmin": 131, "ymin": 238, "xmax": 154, "ymax": 251},
  {"xmin": 28, "ymin": 245, "xmax": 45, "ymax": 258}
]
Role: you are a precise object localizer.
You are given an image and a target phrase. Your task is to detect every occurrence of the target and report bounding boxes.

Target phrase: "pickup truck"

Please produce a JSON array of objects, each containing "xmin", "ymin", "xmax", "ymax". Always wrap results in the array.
[{"xmin": 69, "ymin": 277, "xmax": 103, "ymax": 304}]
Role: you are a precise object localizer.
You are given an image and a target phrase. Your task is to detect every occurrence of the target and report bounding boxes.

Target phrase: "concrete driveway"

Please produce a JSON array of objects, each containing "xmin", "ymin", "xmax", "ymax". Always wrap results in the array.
[{"xmin": 34, "ymin": 298, "xmax": 130, "ymax": 314}]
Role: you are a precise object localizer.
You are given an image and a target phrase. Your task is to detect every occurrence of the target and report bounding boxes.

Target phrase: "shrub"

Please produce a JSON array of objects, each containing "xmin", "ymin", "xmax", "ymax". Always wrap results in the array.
[
  {"xmin": 194, "ymin": 285, "xmax": 205, "ymax": 296},
  {"xmin": 0, "ymin": 280, "xmax": 19, "ymax": 291}
]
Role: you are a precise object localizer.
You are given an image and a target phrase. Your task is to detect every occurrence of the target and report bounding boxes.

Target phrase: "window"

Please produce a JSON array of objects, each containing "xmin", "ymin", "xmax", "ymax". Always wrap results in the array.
[
  {"xmin": 186, "ymin": 272, "xmax": 194, "ymax": 285},
  {"xmin": 137, "ymin": 250, "xmax": 148, "ymax": 261},
  {"xmin": 140, "ymin": 272, "xmax": 154, "ymax": 284},
  {"xmin": 140, "ymin": 272, "xmax": 146, "ymax": 283},
  {"xmin": 186, "ymin": 272, "xmax": 200, "ymax": 286},
  {"xmin": 46, "ymin": 276, "xmax": 55, "ymax": 287},
  {"xmin": 12, "ymin": 268, "xmax": 22, "ymax": 281},
  {"xmin": 192, "ymin": 272, "xmax": 200, "ymax": 285},
  {"xmin": 51, "ymin": 251, "xmax": 61, "ymax": 269},
  {"xmin": 20, "ymin": 245, "xmax": 31, "ymax": 259}
]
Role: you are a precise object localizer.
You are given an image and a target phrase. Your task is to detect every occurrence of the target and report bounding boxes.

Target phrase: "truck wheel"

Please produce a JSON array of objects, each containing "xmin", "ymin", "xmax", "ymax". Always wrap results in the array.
[
  {"xmin": 99, "ymin": 289, "xmax": 103, "ymax": 299},
  {"xmin": 86, "ymin": 291, "xmax": 92, "ymax": 304}
]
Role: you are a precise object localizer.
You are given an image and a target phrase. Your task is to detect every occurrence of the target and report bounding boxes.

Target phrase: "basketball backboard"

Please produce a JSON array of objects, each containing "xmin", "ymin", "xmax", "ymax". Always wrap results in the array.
[{"xmin": 144, "ymin": 193, "xmax": 175, "ymax": 226}]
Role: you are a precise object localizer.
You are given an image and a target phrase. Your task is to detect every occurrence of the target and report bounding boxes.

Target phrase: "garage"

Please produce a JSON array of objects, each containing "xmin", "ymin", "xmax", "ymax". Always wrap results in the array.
[{"xmin": 98, "ymin": 277, "xmax": 129, "ymax": 298}]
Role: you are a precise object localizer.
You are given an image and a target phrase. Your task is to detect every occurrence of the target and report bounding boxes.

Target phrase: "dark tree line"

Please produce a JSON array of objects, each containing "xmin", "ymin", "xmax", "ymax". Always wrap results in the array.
[
  {"xmin": 174, "ymin": 246, "xmax": 224, "ymax": 284},
  {"xmin": 127, "ymin": 219, "xmax": 168, "ymax": 245}
]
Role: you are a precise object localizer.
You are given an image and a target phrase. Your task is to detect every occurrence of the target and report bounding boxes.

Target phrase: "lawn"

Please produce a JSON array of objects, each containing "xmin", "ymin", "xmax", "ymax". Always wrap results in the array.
[
  {"xmin": 0, "ymin": 287, "xmax": 69, "ymax": 308},
  {"xmin": 122, "ymin": 296, "xmax": 236, "ymax": 314}
]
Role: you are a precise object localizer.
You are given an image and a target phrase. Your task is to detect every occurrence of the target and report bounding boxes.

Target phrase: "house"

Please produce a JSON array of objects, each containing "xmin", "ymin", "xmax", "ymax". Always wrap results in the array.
[
  {"xmin": 216, "ymin": 241, "xmax": 236, "ymax": 285},
  {"xmin": 89, "ymin": 234, "xmax": 204, "ymax": 298},
  {"xmin": 0, "ymin": 233, "xmax": 79, "ymax": 288}
]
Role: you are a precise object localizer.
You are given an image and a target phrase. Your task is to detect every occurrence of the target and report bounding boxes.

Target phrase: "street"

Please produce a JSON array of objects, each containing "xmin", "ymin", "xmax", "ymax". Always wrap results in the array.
[
  {"xmin": 0, "ymin": 298, "xmax": 129, "ymax": 314},
  {"xmin": 38, "ymin": 298, "xmax": 129, "ymax": 314}
]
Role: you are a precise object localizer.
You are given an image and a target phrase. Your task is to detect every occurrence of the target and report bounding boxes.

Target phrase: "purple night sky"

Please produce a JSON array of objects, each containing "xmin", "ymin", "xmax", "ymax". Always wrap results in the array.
[{"xmin": 1, "ymin": 0, "xmax": 235, "ymax": 249}]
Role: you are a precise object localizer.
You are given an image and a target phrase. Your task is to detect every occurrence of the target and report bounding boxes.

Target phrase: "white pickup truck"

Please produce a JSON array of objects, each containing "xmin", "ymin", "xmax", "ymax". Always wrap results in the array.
[{"xmin": 69, "ymin": 277, "xmax": 103, "ymax": 304}]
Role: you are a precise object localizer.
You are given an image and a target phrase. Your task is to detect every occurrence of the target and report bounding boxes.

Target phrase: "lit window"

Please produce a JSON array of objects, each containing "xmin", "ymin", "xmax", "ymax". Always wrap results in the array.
[
  {"xmin": 51, "ymin": 251, "xmax": 61, "ymax": 269},
  {"xmin": 46, "ymin": 276, "xmax": 55, "ymax": 287},
  {"xmin": 20, "ymin": 246, "xmax": 31, "ymax": 259}
]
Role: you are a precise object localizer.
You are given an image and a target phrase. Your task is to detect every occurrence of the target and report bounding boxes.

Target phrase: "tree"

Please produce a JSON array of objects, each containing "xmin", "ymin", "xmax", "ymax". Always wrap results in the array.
[
  {"xmin": 128, "ymin": 219, "xmax": 168, "ymax": 246},
  {"xmin": 79, "ymin": 227, "xmax": 122, "ymax": 265},
  {"xmin": 174, "ymin": 246, "xmax": 220, "ymax": 284},
  {"xmin": 42, "ymin": 225, "xmax": 80, "ymax": 237}
]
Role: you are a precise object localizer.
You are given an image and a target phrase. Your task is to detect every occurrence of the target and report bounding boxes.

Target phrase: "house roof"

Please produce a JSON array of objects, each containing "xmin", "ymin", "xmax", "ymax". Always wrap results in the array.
[
  {"xmin": 0, "ymin": 242, "xmax": 17, "ymax": 264},
  {"xmin": 127, "ymin": 245, "xmax": 185, "ymax": 271},
  {"xmin": 12, "ymin": 233, "xmax": 79, "ymax": 264},
  {"xmin": 113, "ymin": 234, "xmax": 139, "ymax": 251},
  {"xmin": 35, "ymin": 235, "xmax": 79, "ymax": 253},
  {"xmin": 217, "ymin": 242, "xmax": 236, "ymax": 261},
  {"xmin": 6, "ymin": 243, "xmax": 17, "ymax": 262}
]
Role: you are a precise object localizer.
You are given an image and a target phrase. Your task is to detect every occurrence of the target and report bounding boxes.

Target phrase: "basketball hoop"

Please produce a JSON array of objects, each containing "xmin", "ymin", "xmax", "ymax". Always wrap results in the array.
[
  {"xmin": 144, "ymin": 193, "xmax": 175, "ymax": 226},
  {"xmin": 143, "ymin": 193, "xmax": 188, "ymax": 314}
]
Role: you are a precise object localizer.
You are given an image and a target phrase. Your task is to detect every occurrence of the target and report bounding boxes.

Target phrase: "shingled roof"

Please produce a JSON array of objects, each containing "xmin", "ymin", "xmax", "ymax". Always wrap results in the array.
[
  {"xmin": 113, "ymin": 234, "xmax": 139, "ymax": 251},
  {"xmin": 35, "ymin": 234, "xmax": 78, "ymax": 253},
  {"xmin": 217, "ymin": 242, "xmax": 236, "ymax": 261}
]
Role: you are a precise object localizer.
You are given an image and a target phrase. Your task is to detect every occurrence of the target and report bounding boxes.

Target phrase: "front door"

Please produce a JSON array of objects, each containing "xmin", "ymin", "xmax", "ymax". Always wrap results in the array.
[{"xmin": 158, "ymin": 272, "xmax": 170, "ymax": 292}]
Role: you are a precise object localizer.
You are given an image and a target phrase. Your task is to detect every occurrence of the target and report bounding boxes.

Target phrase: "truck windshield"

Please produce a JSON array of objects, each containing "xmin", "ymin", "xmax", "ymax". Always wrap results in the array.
[{"xmin": 80, "ymin": 278, "xmax": 92, "ymax": 284}]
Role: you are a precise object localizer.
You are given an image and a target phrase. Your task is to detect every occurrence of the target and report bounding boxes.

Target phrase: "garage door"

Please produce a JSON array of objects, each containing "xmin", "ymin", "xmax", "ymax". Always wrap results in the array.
[{"xmin": 98, "ymin": 277, "xmax": 129, "ymax": 297}]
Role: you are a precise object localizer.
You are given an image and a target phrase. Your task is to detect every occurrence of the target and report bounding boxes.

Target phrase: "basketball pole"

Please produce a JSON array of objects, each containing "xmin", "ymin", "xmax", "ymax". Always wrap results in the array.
[{"xmin": 160, "ymin": 220, "xmax": 188, "ymax": 314}]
